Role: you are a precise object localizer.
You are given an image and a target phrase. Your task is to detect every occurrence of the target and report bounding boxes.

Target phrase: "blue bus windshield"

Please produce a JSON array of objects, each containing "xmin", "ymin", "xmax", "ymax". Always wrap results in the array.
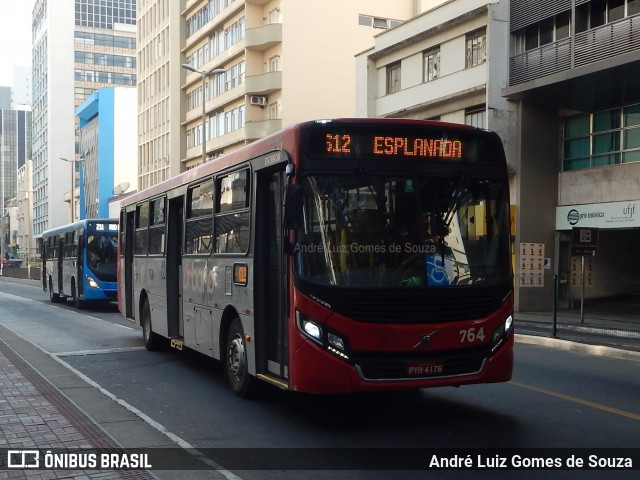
[{"xmin": 86, "ymin": 234, "xmax": 118, "ymax": 282}]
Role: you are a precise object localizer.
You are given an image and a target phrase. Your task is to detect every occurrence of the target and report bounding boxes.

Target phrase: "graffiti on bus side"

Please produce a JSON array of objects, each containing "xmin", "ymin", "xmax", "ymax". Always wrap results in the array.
[{"xmin": 183, "ymin": 259, "xmax": 219, "ymax": 297}]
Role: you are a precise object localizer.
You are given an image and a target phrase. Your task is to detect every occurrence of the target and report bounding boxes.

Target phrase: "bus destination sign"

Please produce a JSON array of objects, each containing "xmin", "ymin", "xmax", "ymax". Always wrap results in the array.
[
  {"xmin": 89, "ymin": 222, "xmax": 119, "ymax": 233},
  {"xmin": 325, "ymin": 134, "xmax": 462, "ymax": 159}
]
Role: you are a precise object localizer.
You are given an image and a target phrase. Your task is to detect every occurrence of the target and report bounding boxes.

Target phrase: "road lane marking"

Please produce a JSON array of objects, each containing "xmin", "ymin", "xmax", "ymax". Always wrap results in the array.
[
  {"xmin": 512, "ymin": 381, "xmax": 640, "ymax": 421},
  {"xmin": 113, "ymin": 323, "xmax": 136, "ymax": 330},
  {"xmin": 49, "ymin": 350, "xmax": 244, "ymax": 479},
  {"xmin": 55, "ymin": 347, "xmax": 146, "ymax": 357}
]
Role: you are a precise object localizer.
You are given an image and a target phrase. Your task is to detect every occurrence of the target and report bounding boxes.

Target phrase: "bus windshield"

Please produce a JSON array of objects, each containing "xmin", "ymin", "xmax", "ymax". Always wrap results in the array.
[
  {"xmin": 87, "ymin": 234, "xmax": 118, "ymax": 281},
  {"xmin": 293, "ymin": 173, "xmax": 510, "ymax": 288}
]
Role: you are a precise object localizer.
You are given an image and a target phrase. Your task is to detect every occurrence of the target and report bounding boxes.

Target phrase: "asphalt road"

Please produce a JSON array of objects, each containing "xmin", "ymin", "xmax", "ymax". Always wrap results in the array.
[{"xmin": 1, "ymin": 277, "xmax": 639, "ymax": 480}]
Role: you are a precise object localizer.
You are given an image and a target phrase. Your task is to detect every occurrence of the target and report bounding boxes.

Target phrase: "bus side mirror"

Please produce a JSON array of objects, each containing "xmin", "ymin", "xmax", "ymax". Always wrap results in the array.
[{"xmin": 284, "ymin": 184, "xmax": 303, "ymax": 230}]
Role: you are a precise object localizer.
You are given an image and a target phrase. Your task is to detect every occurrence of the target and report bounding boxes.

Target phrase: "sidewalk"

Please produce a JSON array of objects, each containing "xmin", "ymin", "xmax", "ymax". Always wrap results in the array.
[
  {"xmin": 0, "ymin": 324, "xmax": 229, "ymax": 480},
  {"xmin": 0, "ymin": 334, "xmax": 153, "ymax": 479}
]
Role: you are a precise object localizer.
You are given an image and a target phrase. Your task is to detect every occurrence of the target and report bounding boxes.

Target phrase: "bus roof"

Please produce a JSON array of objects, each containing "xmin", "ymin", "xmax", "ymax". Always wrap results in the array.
[
  {"xmin": 119, "ymin": 118, "xmax": 482, "ymax": 209},
  {"xmin": 41, "ymin": 218, "xmax": 118, "ymax": 238}
]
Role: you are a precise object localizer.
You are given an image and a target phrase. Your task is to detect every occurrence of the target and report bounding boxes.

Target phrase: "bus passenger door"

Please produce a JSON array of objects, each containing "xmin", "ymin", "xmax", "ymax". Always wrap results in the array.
[
  {"xmin": 41, "ymin": 244, "xmax": 47, "ymax": 291},
  {"xmin": 124, "ymin": 211, "xmax": 135, "ymax": 319},
  {"xmin": 166, "ymin": 197, "xmax": 184, "ymax": 338},
  {"xmin": 255, "ymin": 169, "xmax": 288, "ymax": 381},
  {"xmin": 77, "ymin": 235, "xmax": 85, "ymax": 298},
  {"xmin": 57, "ymin": 239, "xmax": 65, "ymax": 295}
]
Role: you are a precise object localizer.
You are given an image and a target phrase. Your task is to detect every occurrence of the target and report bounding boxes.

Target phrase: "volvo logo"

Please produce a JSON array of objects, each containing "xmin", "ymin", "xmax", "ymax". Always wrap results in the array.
[{"xmin": 413, "ymin": 331, "xmax": 438, "ymax": 349}]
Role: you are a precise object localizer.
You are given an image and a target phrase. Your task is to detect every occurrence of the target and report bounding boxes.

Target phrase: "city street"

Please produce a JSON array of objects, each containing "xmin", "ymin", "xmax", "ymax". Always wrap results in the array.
[{"xmin": 1, "ymin": 276, "xmax": 639, "ymax": 480}]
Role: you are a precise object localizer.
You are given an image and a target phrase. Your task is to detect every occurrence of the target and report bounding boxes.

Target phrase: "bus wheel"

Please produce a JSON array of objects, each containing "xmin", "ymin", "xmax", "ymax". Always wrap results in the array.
[
  {"xmin": 49, "ymin": 278, "xmax": 61, "ymax": 303},
  {"xmin": 225, "ymin": 318, "xmax": 257, "ymax": 397},
  {"xmin": 141, "ymin": 299, "xmax": 162, "ymax": 351},
  {"xmin": 71, "ymin": 279, "xmax": 84, "ymax": 309}
]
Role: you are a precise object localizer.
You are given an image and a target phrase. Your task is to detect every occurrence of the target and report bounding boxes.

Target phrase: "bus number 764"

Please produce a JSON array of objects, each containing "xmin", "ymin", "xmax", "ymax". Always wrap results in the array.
[{"xmin": 459, "ymin": 327, "xmax": 485, "ymax": 344}]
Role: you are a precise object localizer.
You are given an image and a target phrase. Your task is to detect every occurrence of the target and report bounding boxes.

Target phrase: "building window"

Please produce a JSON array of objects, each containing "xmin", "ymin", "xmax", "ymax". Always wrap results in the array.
[
  {"xmin": 386, "ymin": 62, "xmax": 401, "ymax": 94},
  {"xmin": 269, "ymin": 55, "xmax": 280, "ymax": 72},
  {"xmin": 514, "ymin": 11, "xmax": 571, "ymax": 54},
  {"xmin": 466, "ymin": 28, "xmax": 486, "ymax": 68},
  {"xmin": 269, "ymin": 8, "xmax": 281, "ymax": 23},
  {"xmin": 268, "ymin": 103, "xmax": 279, "ymax": 120},
  {"xmin": 423, "ymin": 47, "xmax": 440, "ymax": 82},
  {"xmin": 358, "ymin": 14, "xmax": 401, "ymax": 29},
  {"xmin": 465, "ymin": 106, "xmax": 485, "ymax": 129},
  {"xmin": 576, "ymin": 0, "xmax": 638, "ymax": 33},
  {"xmin": 563, "ymin": 103, "xmax": 640, "ymax": 171}
]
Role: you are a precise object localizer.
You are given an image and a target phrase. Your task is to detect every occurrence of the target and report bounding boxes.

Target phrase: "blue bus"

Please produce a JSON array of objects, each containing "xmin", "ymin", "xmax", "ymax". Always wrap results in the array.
[{"xmin": 42, "ymin": 219, "xmax": 119, "ymax": 308}]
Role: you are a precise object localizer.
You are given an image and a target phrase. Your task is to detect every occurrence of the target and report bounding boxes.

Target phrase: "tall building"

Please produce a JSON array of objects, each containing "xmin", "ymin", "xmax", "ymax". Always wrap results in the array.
[
  {"xmin": 31, "ymin": 0, "xmax": 136, "ymax": 236},
  {"xmin": 355, "ymin": 0, "xmax": 513, "ymax": 157},
  {"xmin": 0, "ymin": 107, "xmax": 32, "ymax": 259},
  {"xmin": 15, "ymin": 160, "xmax": 36, "ymax": 263},
  {"xmin": 137, "ymin": 0, "xmax": 416, "ymax": 189},
  {"xmin": 0, "ymin": 87, "xmax": 10, "ymax": 110},
  {"xmin": 77, "ymin": 87, "xmax": 138, "ymax": 219},
  {"xmin": 503, "ymin": 0, "xmax": 640, "ymax": 310},
  {"xmin": 12, "ymin": 65, "xmax": 32, "ymax": 107}
]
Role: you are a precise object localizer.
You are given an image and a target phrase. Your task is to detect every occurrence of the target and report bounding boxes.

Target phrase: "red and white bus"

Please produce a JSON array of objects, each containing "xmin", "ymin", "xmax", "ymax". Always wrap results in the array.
[{"xmin": 118, "ymin": 118, "xmax": 514, "ymax": 396}]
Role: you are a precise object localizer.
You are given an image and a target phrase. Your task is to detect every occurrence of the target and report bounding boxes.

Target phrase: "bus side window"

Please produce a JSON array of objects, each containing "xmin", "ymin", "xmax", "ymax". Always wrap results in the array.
[
  {"xmin": 149, "ymin": 197, "xmax": 166, "ymax": 255},
  {"xmin": 185, "ymin": 179, "xmax": 214, "ymax": 255},
  {"xmin": 215, "ymin": 169, "xmax": 250, "ymax": 254},
  {"xmin": 135, "ymin": 202, "xmax": 149, "ymax": 255}
]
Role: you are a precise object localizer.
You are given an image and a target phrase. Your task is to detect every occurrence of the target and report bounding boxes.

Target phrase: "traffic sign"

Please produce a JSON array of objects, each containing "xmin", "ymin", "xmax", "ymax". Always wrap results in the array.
[{"xmin": 571, "ymin": 227, "xmax": 599, "ymax": 256}]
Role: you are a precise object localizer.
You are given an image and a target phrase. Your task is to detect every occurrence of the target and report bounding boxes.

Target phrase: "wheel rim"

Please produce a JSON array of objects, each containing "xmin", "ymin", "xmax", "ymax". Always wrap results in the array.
[{"xmin": 227, "ymin": 333, "xmax": 246, "ymax": 384}]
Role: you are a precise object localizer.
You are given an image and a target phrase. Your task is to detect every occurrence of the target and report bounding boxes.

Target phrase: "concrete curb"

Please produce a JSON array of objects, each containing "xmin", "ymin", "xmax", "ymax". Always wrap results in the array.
[{"xmin": 515, "ymin": 334, "xmax": 640, "ymax": 362}]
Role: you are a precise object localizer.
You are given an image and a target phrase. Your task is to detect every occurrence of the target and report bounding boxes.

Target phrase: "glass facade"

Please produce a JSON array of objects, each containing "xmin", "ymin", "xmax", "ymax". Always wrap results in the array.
[
  {"xmin": 563, "ymin": 103, "xmax": 640, "ymax": 170},
  {"xmin": 75, "ymin": 0, "xmax": 136, "ymax": 28}
]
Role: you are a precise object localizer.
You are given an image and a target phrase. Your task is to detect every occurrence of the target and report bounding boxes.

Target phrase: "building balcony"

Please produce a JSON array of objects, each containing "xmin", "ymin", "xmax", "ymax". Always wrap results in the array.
[
  {"xmin": 245, "ymin": 23, "xmax": 282, "ymax": 51},
  {"xmin": 245, "ymin": 71, "xmax": 282, "ymax": 95},
  {"xmin": 508, "ymin": 14, "xmax": 640, "ymax": 87},
  {"xmin": 375, "ymin": 63, "xmax": 487, "ymax": 118},
  {"xmin": 245, "ymin": 119, "xmax": 282, "ymax": 140}
]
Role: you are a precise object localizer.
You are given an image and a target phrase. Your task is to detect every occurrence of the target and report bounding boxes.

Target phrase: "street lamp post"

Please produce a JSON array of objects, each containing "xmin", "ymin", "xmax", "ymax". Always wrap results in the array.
[
  {"xmin": 59, "ymin": 157, "xmax": 82, "ymax": 223},
  {"xmin": 181, "ymin": 64, "xmax": 226, "ymax": 164}
]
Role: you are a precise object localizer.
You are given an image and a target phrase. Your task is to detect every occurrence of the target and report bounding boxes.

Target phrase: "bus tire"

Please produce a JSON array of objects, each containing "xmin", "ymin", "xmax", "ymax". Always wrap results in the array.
[
  {"xmin": 49, "ymin": 277, "xmax": 61, "ymax": 303},
  {"xmin": 225, "ymin": 318, "xmax": 257, "ymax": 398},
  {"xmin": 141, "ymin": 299, "xmax": 162, "ymax": 351},
  {"xmin": 71, "ymin": 279, "xmax": 85, "ymax": 309}
]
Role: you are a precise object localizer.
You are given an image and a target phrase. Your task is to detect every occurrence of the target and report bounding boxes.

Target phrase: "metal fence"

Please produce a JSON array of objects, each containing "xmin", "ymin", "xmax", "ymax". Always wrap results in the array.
[
  {"xmin": 0, "ymin": 266, "xmax": 41, "ymax": 281},
  {"xmin": 516, "ymin": 295, "xmax": 640, "ymax": 349}
]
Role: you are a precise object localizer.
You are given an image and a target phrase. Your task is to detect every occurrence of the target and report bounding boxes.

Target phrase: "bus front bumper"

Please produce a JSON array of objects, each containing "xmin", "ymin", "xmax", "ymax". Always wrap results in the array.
[{"xmin": 289, "ymin": 332, "xmax": 513, "ymax": 394}]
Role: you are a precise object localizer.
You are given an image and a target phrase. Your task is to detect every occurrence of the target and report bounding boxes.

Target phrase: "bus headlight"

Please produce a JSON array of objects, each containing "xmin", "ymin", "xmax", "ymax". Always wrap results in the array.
[
  {"xmin": 491, "ymin": 314, "xmax": 513, "ymax": 352},
  {"xmin": 327, "ymin": 332, "xmax": 345, "ymax": 351},
  {"xmin": 296, "ymin": 311, "xmax": 350, "ymax": 361},
  {"xmin": 505, "ymin": 314, "xmax": 513, "ymax": 333},
  {"xmin": 302, "ymin": 319, "xmax": 322, "ymax": 342},
  {"xmin": 86, "ymin": 276, "xmax": 99, "ymax": 288},
  {"xmin": 327, "ymin": 332, "xmax": 349, "ymax": 360}
]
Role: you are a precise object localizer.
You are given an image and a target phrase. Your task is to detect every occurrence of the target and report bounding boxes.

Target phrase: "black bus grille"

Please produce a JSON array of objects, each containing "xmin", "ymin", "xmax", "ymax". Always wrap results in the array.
[{"xmin": 338, "ymin": 296, "xmax": 499, "ymax": 324}]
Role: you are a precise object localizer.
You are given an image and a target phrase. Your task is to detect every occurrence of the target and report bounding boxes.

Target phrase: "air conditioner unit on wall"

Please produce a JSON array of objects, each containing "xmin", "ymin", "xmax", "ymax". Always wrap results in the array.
[{"xmin": 250, "ymin": 95, "xmax": 267, "ymax": 106}]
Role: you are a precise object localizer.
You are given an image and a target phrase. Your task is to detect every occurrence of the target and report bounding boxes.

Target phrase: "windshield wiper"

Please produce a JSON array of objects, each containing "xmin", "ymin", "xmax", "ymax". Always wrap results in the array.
[{"xmin": 443, "ymin": 169, "xmax": 471, "ymax": 229}]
